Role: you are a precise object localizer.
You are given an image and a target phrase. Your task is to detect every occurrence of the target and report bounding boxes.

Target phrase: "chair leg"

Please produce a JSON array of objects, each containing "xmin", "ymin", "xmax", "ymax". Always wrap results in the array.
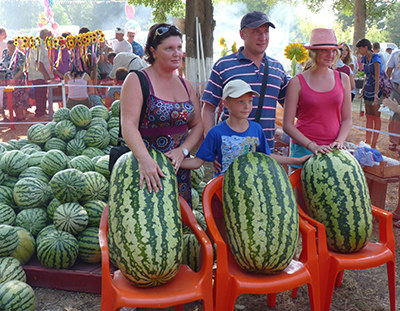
[
  {"xmin": 306, "ymin": 282, "xmax": 320, "ymax": 311},
  {"xmin": 321, "ymin": 269, "xmax": 338, "ymax": 311},
  {"xmin": 267, "ymin": 293, "xmax": 277, "ymax": 307},
  {"xmin": 335, "ymin": 270, "xmax": 344, "ymax": 288},
  {"xmin": 387, "ymin": 260, "xmax": 396, "ymax": 311}
]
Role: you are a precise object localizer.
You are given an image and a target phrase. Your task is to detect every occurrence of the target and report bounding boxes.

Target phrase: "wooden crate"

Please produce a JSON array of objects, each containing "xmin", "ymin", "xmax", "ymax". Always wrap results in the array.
[{"xmin": 362, "ymin": 161, "xmax": 400, "ymax": 178}]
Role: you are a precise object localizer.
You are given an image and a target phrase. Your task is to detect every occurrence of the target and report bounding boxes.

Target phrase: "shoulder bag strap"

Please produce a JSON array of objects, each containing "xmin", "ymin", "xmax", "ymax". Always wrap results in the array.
[
  {"xmin": 117, "ymin": 70, "xmax": 150, "ymax": 145},
  {"xmin": 254, "ymin": 58, "xmax": 269, "ymax": 123}
]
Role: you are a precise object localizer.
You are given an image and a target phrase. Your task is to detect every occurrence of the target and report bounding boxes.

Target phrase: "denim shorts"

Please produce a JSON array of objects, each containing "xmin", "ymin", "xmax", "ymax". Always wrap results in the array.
[{"xmin": 289, "ymin": 141, "xmax": 314, "ymax": 169}]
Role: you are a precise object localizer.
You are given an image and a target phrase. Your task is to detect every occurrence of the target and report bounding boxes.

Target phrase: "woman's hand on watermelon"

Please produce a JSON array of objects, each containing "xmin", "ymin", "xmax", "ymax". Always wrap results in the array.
[
  {"xmin": 329, "ymin": 140, "xmax": 346, "ymax": 150},
  {"xmin": 139, "ymin": 157, "xmax": 165, "ymax": 193},
  {"xmin": 308, "ymin": 141, "xmax": 332, "ymax": 155},
  {"xmin": 165, "ymin": 148, "xmax": 185, "ymax": 173}
]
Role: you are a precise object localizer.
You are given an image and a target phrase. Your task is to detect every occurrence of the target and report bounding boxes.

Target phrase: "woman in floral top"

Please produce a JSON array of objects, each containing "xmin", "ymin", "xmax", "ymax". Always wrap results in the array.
[{"xmin": 0, "ymin": 40, "xmax": 29, "ymax": 121}]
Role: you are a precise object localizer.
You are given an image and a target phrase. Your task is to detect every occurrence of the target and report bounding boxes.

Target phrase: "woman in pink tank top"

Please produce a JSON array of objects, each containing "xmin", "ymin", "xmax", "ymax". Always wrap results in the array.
[
  {"xmin": 64, "ymin": 67, "xmax": 94, "ymax": 109},
  {"xmin": 283, "ymin": 28, "xmax": 352, "ymax": 168}
]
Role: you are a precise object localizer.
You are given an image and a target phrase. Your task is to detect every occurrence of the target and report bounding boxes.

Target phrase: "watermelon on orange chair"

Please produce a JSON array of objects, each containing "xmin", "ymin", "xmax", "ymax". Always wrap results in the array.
[
  {"xmin": 202, "ymin": 175, "xmax": 321, "ymax": 311},
  {"xmin": 289, "ymin": 168, "xmax": 396, "ymax": 311},
  {"xmin": 98, "ymin": 197, "xmax": 214, "ymax": 311}
]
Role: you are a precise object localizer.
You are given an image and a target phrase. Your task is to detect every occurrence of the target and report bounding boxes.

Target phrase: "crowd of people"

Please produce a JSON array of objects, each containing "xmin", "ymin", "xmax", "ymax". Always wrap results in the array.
[{"xmin": 0, "ymin": 25, "xmax": 146, "ymax": 120}]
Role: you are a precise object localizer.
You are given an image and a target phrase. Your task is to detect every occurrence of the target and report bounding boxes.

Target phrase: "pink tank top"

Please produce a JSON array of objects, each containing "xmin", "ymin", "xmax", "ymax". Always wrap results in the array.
[
  {"xmin": 294, "ymin": 70, "xmax": 344, "ymax": 145},
  {"xmin": 67, "ymin": 73, "xmax": 89, "ymax": 99}
]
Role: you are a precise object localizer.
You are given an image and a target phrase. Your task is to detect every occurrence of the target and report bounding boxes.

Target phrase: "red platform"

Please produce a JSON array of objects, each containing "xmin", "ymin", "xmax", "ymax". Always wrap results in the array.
[{"xmin": 23, "ymin": 256, "xmax": 116, "ymax": 294}]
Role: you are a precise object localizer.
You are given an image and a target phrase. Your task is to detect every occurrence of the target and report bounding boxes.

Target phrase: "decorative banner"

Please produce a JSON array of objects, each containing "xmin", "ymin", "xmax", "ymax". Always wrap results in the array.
[
  {"xmin": 125, "ymin": 20, "xmax": 140, "ymax": 33},
  {"xmin": 39, "ymin": 0, "xmax": 57, "ymax": 30}
]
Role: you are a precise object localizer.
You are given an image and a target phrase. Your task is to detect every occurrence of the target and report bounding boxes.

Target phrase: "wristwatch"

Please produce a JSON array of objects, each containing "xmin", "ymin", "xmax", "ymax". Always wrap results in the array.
[{"xmin": 181, "ymin": 147, "xmax": 189, "ymax": 157}]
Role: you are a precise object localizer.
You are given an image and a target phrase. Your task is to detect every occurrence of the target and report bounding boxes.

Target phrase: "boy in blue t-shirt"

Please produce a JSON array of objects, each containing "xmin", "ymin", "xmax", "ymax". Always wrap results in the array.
[{"xmin": 181, "ymin": 79, "xmax": 310, "ymax": 175}]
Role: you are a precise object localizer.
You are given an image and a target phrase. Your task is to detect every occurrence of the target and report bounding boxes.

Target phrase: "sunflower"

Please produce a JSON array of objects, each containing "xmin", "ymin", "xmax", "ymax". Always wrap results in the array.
[
  {"xmin": 284, "ymin": 43, "xmax": 309, "ymax": 63},
  {"xmin": 219, "ymin": 37, "xmax": 226, "ymax": 47}
]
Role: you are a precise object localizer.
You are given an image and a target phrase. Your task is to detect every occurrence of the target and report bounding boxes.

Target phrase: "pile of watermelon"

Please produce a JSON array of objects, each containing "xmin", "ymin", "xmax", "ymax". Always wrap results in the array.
[{"xmin": 0, "ymin": 103, "xmax": 122, "ymax": 309}]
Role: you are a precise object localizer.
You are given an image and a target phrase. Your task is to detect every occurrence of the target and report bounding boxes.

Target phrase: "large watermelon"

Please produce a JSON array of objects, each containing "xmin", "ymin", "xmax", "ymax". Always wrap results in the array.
[
  {"xmin": 79, "ymin": 171, "xmax": 109, "ymax": 204},
  {"xmin": 41, "ymin": 150, "xmax": 70, "ymax": 176},
  {"xmin": 0, "ymin": 280, "xmax": 36, "ymax": 311},
  {"xmin": 223, "ymin": 152, "xmax": 299, "ymax": 274},
  {"xmin": 53, "ymin": 107, "xmax": 70, "ymax": 122},
  {"xmin": 69, "ymin": 104, "xmax": 91, "ymax": 127},
  {"xmin": 27, "ymin": 123, "xmax": 52, "ymax": 144},
  {"xmin": 84, "ymin": 125, "xmax": 110, "ymax": 149},
  {"xmin": 301, "ymin": 148, "xmax": 373, "ymax": 253},
  {"xmin": 77, "ymin": 227, "xmax": 101, "ymax": 263},
  {"xmin": 0, "ymin": 150, "xmax": 29, "ymax": 177},
  {"xmin": 53, "ymin": 202, "xmax": 88, "ymax": 235},
  {"xmin": 69, "ymin": 155, "xmax": 95, "ymax": 173},
  {"xmin": 108, "ymin": 149, "xmax": 183, "ymax": 287},
  {"xmin": 15, "ymin": 208, "xmax": 48, "ymax": 237},
  {"xmin": 55, "ymin": 120, "xmax": 77, "ymax": 141},
  {"xmin": 13, "ymin": 177, "xmax": 49, "ymax": 209},
  {"xmin": 90, "ymin": 105, "xmax": 109, "ymax": 121},
  {"xmin": 0, "ymin": 257, "xmax": 26, "ymax": 283}
]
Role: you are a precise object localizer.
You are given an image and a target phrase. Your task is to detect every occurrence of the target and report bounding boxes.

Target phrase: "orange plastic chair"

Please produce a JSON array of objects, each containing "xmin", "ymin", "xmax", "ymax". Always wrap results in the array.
[
  {"xmin": 289, "ymin": 168, "xmax": 396, "ymax": 311},
  {"xmin": 202, "ymin": 175, "xmax": 321, "ymax": 311},
  {"xmin": 98, "ymin": 196, "xmax": 214, "ymax": 311}
]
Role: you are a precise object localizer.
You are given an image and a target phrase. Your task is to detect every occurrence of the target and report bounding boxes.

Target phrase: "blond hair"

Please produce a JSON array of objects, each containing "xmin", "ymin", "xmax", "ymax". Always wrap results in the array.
[{"xmin": 306, "ymin": 49, "xmax": 340, "ymax": 72}]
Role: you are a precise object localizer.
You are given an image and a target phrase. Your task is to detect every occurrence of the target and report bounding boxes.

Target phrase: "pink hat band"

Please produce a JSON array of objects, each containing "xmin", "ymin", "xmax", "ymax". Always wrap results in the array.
[{"xmin": 303, "ymin": 28, "xmax": 343, "ymax": 50}]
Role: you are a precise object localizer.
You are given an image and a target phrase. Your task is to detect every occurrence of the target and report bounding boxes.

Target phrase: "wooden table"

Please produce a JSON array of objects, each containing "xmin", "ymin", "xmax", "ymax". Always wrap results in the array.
[{"xmin": 363, "ymin": 171, "xmax": 400, "ymax": 209}]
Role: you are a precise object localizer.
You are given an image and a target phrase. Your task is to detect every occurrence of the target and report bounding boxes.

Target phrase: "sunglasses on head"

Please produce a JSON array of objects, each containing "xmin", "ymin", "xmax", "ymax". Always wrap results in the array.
[{"xmin": 153, "ymin": 25, "xmax": 180, "ymax": 40}]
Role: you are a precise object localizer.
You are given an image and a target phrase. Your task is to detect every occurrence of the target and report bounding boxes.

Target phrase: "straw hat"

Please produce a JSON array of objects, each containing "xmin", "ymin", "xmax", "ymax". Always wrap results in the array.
[{"xmin": 303, "ymin": 28, "xmax": 343, "ymax": 49}]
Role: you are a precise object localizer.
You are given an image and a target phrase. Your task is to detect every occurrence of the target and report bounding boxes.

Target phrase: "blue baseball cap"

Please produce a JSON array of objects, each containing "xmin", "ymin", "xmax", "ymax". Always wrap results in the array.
[{"xmin": 240, "ymin": 11, "xmax": 275, "ymax": 30}]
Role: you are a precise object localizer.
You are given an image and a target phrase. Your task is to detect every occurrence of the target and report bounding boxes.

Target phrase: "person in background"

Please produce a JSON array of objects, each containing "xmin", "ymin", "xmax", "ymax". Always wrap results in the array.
[
  {"xmin": 120, "ymin": 23, "xmax": 203, "ymax": 204},
  {"xmin": 0, "ymin": 39, "xmax": 29, "ymax": 121},
  {"xmin": 110, "ymin": 27, "xmax": 132, "ymax": 55},
  {"xmin": 340, "ymin": 43, "xmax": 357, "ymax": 101},
  {"xmin": 283, "ymin": 28, "xmax": 352, "ymax": 172},
  {"xmin": 357, "ymin": 38, "xmax": 383, "ymax": 148},
  {"xmin": 385, "ymin": 48, "xmax": 400, "ymax": 152},
  {"xmin": 201, "ymin": 11, "xmax": 288, "ymax": 152},
  {"xmin": 105, "ymin": 67, "xmax": 128, "ymax": 108},
  {"xmin": 373, "ymin": 42, "xmax": 388, "ymax": 72},
  {"xmin": 53, "ymin": 32, "xmax": 71, "ymax": 79},
  {"xmin": 64, "ymin": 63, "xmax": 94, "ymax": 109},
  {"xmin": 127, "ymin": 29, "xmax": 144, "ymax": 58},
  {"xmin": 98, "ymin": 41, "xmax": 114, "ymax": 80},
  {"xmin": 27, "ymin": 28, "xmax": 53, "ymax": 118}
]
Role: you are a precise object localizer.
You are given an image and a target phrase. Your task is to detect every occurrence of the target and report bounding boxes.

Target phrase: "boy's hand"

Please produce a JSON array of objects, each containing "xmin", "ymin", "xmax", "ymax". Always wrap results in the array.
[
  {"xmin": 295, "ymin": 154, "xmax": 312, "ymax": 165},
  {"xmin": 213, "ymin": 158, "xmax": 222, "ymax": 174}
]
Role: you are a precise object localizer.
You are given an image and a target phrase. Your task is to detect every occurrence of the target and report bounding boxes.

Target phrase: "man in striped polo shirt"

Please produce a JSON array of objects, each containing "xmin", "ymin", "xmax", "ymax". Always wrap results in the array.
[{"xmin": 201, "ymin": 11, "xmax": 288, "ymax": 151}]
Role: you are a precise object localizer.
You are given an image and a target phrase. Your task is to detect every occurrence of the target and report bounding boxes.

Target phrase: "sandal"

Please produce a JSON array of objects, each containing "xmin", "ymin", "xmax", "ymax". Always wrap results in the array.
[{"xmin": 389, "ymin": 143, "xmax": 398, "ymax": 151}]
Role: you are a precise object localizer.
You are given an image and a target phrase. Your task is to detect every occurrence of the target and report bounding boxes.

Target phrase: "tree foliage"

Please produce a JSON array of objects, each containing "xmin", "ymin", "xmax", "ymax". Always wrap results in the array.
[{"xmin": 128, "ymin": 0, "xmax": 185, "ymax": 22}]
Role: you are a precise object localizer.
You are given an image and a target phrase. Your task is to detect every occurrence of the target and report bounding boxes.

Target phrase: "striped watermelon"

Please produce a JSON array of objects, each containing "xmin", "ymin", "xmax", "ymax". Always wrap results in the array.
[
  {"xmin": 0, "ymin": 142, "xmax": 13, "ymax": 151},
  {"xmin": 77, "ymin": 227, "xmax": 101, "ymax": 263},
  {"xmin": 21, "ymin": 143, "xmax": 42, "ymax": 153},
  {"xmin": 13, "ymin": 177, "xmax": 49, "ymax": 209},
  {"xmin": 75, "ymin": 129, "xmax": 87, "ymax": 140},
  {"xmin": 3, "ymin": 175, "xmax": 19, "ymax": 190},
  {"xmin": 109, "ymin": 127, "xmax": 119, "ymax": 146},
  {"xmin": 0, "ymin": 143, "xmax": 7, "ymax": 154},
  {"xmin": 108, "ymin": 149, "xmax": 183, "ymax": 287},
  {"xmin": 46, "ymin": 198, "xmax": 62, "ymax": 221},
  {"xmin": 7, "ymin": 139, "xmax": 20, "ymax": 150},
  {"xmin": 183, "ymin": 210, "xmax": 206, "ymax": 234},
  {"xmin": 36, "ymin": 224, "xmax": 58, "ymax": 245},
  {"xmin": 41, "ymin": 150, "xmax": 70, "ymax": 176},
  {"xmin": 49, "ymin": 168, "xmax": 86, "ymax": 203},
  {"xmin": 9, "ymin": 227, "xmax": 36, "ymax": 264},
  {"xmin": 44, "ymin": 137, "xmax": 67, "ymax": 152},
  {"xmin": 15, "ymin": 208, "xmax": 48, "ymax": 237},
  {"xmin": 55, "ymin": 120, "xmax": 77, "ymax": 141},
  {"xmin": 21, "ymin": 147, "xmax": 40, "ymax": 156},
  {"xmin": 223, "ymin": 152, "xmax": 299, "ymax": 274},
  {"xmin": 0, "ymin": 171, "xmax": 4, "ymax": 186},
  {"xmin": 15, "ymin": 139, "xmax": 30, "ymax": 150},
  {"xmin": 0, "ymin": 150, "xmax": 29, "ymax": 177},
  {"xmin": 27, "ymin": 151, "xmax": 46, "ymax": 167},
  {"xmin": 0, "ymin": 185, "xmax": 15, "ymax": 207},
  {"xmin": 69, "ymin": 155, "xmax": 95, "ymax": 172},
  {"xmin": 27, "ymin": 123, "xmax": 52, "ymax": 144},
  {"xmin": 301, "ymin": 149, "xmax": 373, "ymax": 253},
  {"xmin": 79, "ymin": 171, "xmax": 109, "ymax": 204},
  {"xmin": 90, "ymin": 105, "xmax": 110, "ymax": 121},
  {"xmin": 83, "ymin": 200, "xmax": 106, "ymax": 227},
  {"xmin": 53, "ymin": 107, "xmax": 70, "ymax": 122},
  {"xmin": 191, "ymin": 165, "xmax": 205, "ymax": 188},
  {"xmin": 191, "ymin": 188, "xmax": 199, "ymax": 211},
  {"xmin": 36, "ymin": 230, "xmax": 79, "ymax": 269},
  {"xmin": 107, "ymin": 116, "xmax": 119, "ymax": 130},
  {"xmin": 88, "ymin": 117, "xmax": 108, "ymax": 128},
  {"xmin": 66, "ymin": 138, "xmax": 87, "ymax": 156},
  {"xmin": 91, "ymin": 155, "xmax": 102, "ymax": 164},
  {"xmin": 53, "ymin": 202, "xmax": 88, "ymax": 235},
  {"xmin": 0, "ymin": 257, "xmax": 26, "ymax": 283},
  {"xmin": 84, "ymin": 125, "xmax": 110, "ymax": 149},
  {"xmin": 82, "ymin": 147, "xmax": 104, "ymax": 159},
  {"xmin": 45, "ymin": 121, "xmax": 57, "ymax": 137},
  {"xmin": 182, "ymin": 233, "xmax": 201, "ymax": 272},
  {"xmin": 94, "ymin": 155, "xmax": 110, "ymax": 179},
  {"xmin": 0, "ymin": 203, "xmax": 16, "ymax": 225},
  {"xmin": 110, "ymin": 100, "xmax": 120, "ymax": 117},
  {"xmin": 0, "ymin": 280, "xmax": 36, "ymax": 311},
  {"xmin": 19, "ymin": 166, "xmax": 49, "ymax": 184},
  {"xmin": 69, "ymin": 104, "xmax": 91, "ymax": 127},
  {"xmin": 0, "ymin": 224, "xmax": 18, "ymax": 257},
  {"xmin": 102, "ymin": 145, "xmax": 113, "ymax": 155}
]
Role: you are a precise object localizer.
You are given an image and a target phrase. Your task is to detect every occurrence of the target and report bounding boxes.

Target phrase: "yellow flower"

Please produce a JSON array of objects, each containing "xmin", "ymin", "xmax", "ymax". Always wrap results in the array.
[
  {"xmin": 219, "ymin": 37, "xmax": 226, "ymax": 47},
  {"xmin": 284, "ymin": 42, "xmax": 309, "ymax": 63},
  {"xmin": 231, "ymin": 42, "xmax": 237, "ymax": 53}
]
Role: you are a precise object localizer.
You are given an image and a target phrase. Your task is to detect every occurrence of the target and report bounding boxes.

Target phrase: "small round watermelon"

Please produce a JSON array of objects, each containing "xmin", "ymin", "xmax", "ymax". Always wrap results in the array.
[
  {"xmin": 53, "ymin": 202, "xmax": 88, "ymax": 235},
  {"xmin": 70, "ymin": 104, "xmax": 91, "ymax": 127},
  {"xmin": 0, "ymin": 280, "xmax": 36, "ymax": 311},
  {"xmin": 49, "ymin": 168, "xmax": 86, "ymax": 203}
]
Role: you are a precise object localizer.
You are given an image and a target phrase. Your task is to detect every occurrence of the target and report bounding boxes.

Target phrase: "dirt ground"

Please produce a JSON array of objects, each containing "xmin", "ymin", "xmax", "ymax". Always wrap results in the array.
[{"xmin": 1, "ymin": 100, "xmax": 400, "ymax": 311}]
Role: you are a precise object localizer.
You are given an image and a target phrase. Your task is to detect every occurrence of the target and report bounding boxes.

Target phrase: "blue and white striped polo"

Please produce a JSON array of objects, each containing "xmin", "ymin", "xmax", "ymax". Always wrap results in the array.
[{"xmin": 201, "ymin": 47, "xmax": 288, "ymax": 150}]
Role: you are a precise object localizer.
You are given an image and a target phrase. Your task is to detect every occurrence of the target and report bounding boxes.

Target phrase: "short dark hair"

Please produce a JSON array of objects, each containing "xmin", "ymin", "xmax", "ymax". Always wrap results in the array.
[
  {"xmin": 107, "ymin": 52, "xmax": 116, "ymax": 61},
  {"xmin": 115, "ymin": 67, "xmax": 129, "ymax": 81},
  {"xmin": 7, "ymin": 39, "xmax": 13, "ymax": 45},
  {"xmin": 144, "ymin": 23, "xmax": 182, "ymax": 65},
  {"xmin": 79, "ymin": 27, "xmax": 90, "ymax": 34},
  {"xmin": 372, "ymin": 42, "xmax": 380, "ymax": 50},
  {"xmin": 356, "ymin": 38, "xmax": 372, "ymax": 51}
]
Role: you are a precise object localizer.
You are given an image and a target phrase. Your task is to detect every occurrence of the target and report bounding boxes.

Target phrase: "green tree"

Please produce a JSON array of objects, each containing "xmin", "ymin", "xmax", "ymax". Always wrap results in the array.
[
  {"xmin": 385, "ymin": 2, "xmax": 400, "ymax": 46},
  {"xmin": 302, "ymin": 0, "xmax": 397, "ymax": 47}
]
